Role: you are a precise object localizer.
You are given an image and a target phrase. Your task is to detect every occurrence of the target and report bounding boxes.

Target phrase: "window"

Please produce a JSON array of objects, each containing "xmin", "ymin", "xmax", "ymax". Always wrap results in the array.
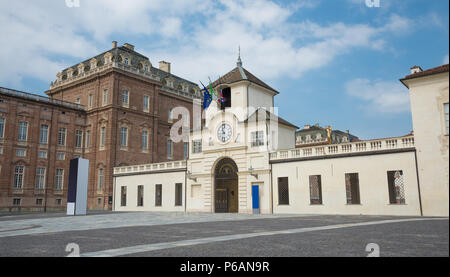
[
  {"xmin": 137, "ymin": 185, "xmax": 144, "ymax": 207},
  {"xmin": 18, "ymin": 121, "xmax": 28, "ymax": 141},
  {"xmin": 144, "ymin": 64, "xmax": 149, "ymax": 72},
  {"xmin": 100, "ymin": 127, "xmax": 106, "ymax": 147},
  {"xmin": 88, "ymin": 94, "xmax": 93, "ymax": 108},
  {"xmin": 13, "ymin": 198, "xmax": 21, "ymax": 206},
  {"xmin": 85, "ymin": 130, "xmax": 91, "ymax": 148},
  {"xmin": 16, "ymin": 149, "xmax": 26, "ymax": 157},
  {"xmin": 120, "ymin": 127, "xmax": 128, "ymax": 147},
  {"xmin": 76, "ymin": 98, "xmax": 81, "ymax": 104},
  {"xmin": 193, "ymin": 140, "xmax": 202, "ymax": 153},
  {"xmin": 35, "ymin": 167, "xmax": 46, "ymax": 189},
  {"xmin": 0, "ymin": 147, "xmax": 3, "ymax": 155},
  {"xmin": 143, "ymin": 95, "xmax": 149, "ymax": 111},
  {"xmin": 168, "ymin": 108, "xmax": 173, "ymax": 122},
  {"xmin": 0, "ymin": 117, "xmax": 5, "ymax": 138},
  {"xmin": 98, "ymin": 168, "xmax": 104, "ymax": 191},
  {"xmin": 56, "ymin": 199, "xmax": 62, "ymax": 206},
  {"xmin": 155, "ymin": 184, "xmax": 162, "ymax": 206},
  {"xmin": 175, "ymin": 183, "xmax": 182, "ymax": 206},
  {"xmin": 121, "ymin": 186, "xmax": 127, "ymax": 206},
  {"xmin": 55, "ymin": 169, "xmax": 64, "ymax": 190},
  {"xmin": 278, "ymin": 177, "xmax": 289, "ymax": 205},
  {"xmin": 142, "ymin": 130, "xmax": 148, "ymax": 150},
  {"xmin": 345, "ymin": 173, "xmax": 360, "ymax": 204},
  {"xmin": 40, "ymin": 125, "xmax": 48, "ymax": 144},
  {"xmin": 444, "ymin": 103, "xmax": 449, "ymax": 135},
  {"xmin": 103, "ymin": 89, "xmax": 108, "ymax": 105},
  {"xmin": 124, "ymin": 57, "xmax": 129, "ymax": 65},
  {"xmin": 183, "ymin": 142, "xmax": 189, "ymax": 159},
  {"xmin": 57, "ymin": 152, "xmax": 65, "ymax": 160},
  {"xmin": 13, "ymin": 166, "xmax": 24, "ymax": 189},
  {"xmin": 36, "ymin": 199, "xmax": 43, "ymax": 205},
  {"xmin": 97, "ymin": 198, "xmax": 102, "ymax": 205},
  {"xmin": 38, "ymin": 151, "xmax": 47, "ymax": 159},
  {"xmin": 309, "ymin": 175, "xmax": 323, "ymax": 205},
  {"xmin": 58, "ymin": 128, "xmax": 66, "ymax": 146},
  {"xmin": 167, "ymin": 139, "xmax": 172, "ymax": 158},
  {"xmin": 75, "ymin": 130, "xmax": 83, "ymax": 148},
  {"xmin": 387, "ymin": 170, "xmax": 405, "ymax": 204},
  {"xmin": 122, "ymin": 90, "xmax": 129, "ymax": 105},
  {"xmin": 251, "ymin": 131, "xmax": 264, "ymax": 147}
]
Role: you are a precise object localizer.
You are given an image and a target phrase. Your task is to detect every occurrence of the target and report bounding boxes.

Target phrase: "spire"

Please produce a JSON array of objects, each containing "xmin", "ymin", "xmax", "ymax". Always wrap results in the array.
[{"xmin": 237, "ymin": 45, "xmax": 242, "ymax": 67}]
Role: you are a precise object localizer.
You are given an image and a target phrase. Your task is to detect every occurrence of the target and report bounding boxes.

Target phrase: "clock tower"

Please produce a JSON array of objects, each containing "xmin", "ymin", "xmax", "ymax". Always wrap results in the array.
[{"xmin": 186, "ymin": 54, "xmax": 298, "ymax": 214}]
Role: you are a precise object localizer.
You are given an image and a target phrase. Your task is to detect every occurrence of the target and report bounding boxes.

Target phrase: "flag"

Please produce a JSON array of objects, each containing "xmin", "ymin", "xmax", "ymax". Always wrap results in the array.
[{"xmin": 200, "ymin": 81, "xmax": 212, "ymax": 109}]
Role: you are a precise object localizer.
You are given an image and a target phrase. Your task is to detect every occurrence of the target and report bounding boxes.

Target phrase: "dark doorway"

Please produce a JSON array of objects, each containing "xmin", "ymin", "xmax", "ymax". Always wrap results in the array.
[{"xmin": 214, "ymin": 158, "xmax": 238, "ymax": 213}]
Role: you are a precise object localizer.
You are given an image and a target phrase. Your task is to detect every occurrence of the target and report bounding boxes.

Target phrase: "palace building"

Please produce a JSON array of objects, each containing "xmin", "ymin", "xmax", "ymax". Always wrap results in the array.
[
  {"xmin": 0, "ymin": 42, "xmax": 201, "ymax": 211},
  {"xmin": 113, "ymin": 61, "xmax": 449, "ymax": 217}
]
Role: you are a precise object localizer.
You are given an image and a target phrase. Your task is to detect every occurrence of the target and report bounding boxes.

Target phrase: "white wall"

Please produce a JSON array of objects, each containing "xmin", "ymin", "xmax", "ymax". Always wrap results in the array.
[
  {"xmin": 271, "ymin": 151, "xmax": 422, "ymax": 216},
  {"xmin": 113, "ymin": 171, "xmax": 186, "ymax": 212}
]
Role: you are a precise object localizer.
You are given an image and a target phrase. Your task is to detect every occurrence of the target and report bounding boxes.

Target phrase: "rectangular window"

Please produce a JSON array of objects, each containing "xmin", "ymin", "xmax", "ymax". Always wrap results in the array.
[
  {"xmin": 143, "ymin": 95, "xmax": 149, "ymax": 111},
  {"xmin": 193, "ymin": 140, "xmax": 202, "ymax": 153},
  {"xmin": 100, "ymin": 127, "xmax": 106, "ymax": 147},
  {"xmin": 55, "ymin": 169, "xmax": 64, "ymax": 190},
  {"xmin": 120, "ymin": 127, "xmax": 128, "ymax": 147},
  {"xmin": 387, "ymin": 170, "xmax": 405, "ymax": 204},
  {"xmin": 14, "ymin": 166, "xmax": 24, "ymax": 189},
  {"xmin": 35, "ymin": 167, "xmax": 46, "ymax": 189},
  {"xmin": 0, "ymin": 117, "xmax": 4, "ymax": 138},
  {"xmin": 88, "ymin": 94, "xmax": 93, "ymax": 108},
  {"xmin": 18, "ymin": 121, "xmax": 28, "ymax": 141},
  {"xmin": 36, "ymin": 199, "xmax": 43, "ymax": 205},
  {"xmin": 58, "ymin": 128, "xmax": 66, "ymax": 146},
  {"xmin": 167, "ymin": 139, "xmax": 172, "ymax": 158},
  {"xmin": 175, "ymin": 183, "xmax": 183, "ymax": 206},
  {"xmin": 57, "ymin": 152, "xmax": 65, "ymax": 160},
  {"xmin": 137, "ymin": 185, "xmax": 144, "ymax": 207},
  {"xmin": 0, "ymin": 146, "xmax": 3, "ymax": 155},
  {"xmin": 75, "ymin": 130, "xmax": 83, "ymax": 148},
  {"xmin": 56, "ymin": 199, "xmax": 62, "ymax": 206},
  {"xmin": 121, "ymin": 186, "xmax": 127, "ymax": 206},
  {"xmin": 183, "ymin": 142, "xmax": 189, "ymax": 159},
  {"xmin": 345, "ymin": 173, "xmax": 361, "ymax": 204},
  {"xmin": 122, "ymin": 90, "xmax": 129, "ymax": 105},
  {"xmin": 142, "ymin": 130, "xmax": 148, "ymax": 150},
  {"xmin": 155, "ymin": 184, "xmax": 162, "ymax": 206},
  {"xmin": 16, "ymin": 149, "xmax": 26, "ymax": 157},
  {"xmin": 40, "ymin": 125, "xmax": 48, "ymax": 144},
  {"xmin": 13, "ymin": 198, "xmax": 21, "ymax": 206},
  {"xmin": 98, "ymin": 168, "xmax": 104, "ymax": 191},
  {"xmin": 103, "ymin": 89, "xmax": 108, "ymax": 105},
  {"xmin": 278, "ymin": 177, "xmax": 289, "ymax": 205},
  {"xmin": 309, "ymin": 175, "xmax": 323, "ymax": 205},
  {"xmin": 85, "ymin": 130, "xmax": 91, "ymax": 148},
  {"xmin": 251, "ymin": 131, "xmax": 264, "ymax": 147},
  {"xmin": 444, "ymin": 103, "xmax": 449, "ymax": 135},
  {"xmin": 38, "ymin": 151, "xmax": 47, "ymax": 159}
]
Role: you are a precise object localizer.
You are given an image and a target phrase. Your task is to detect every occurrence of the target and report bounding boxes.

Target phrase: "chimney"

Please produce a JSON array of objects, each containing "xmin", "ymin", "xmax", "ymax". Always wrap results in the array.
[
  {"xmin": 123, "ymin": 43, "xmax": 135, "ymax": 51},
  {"xmin": 159, "ymin": 61, "xmax": 171, "ymax": 73},
  {"xmin": 304, "ymin": 125, "xmax": 310, "ymax": 130},
  {"xmin": 410, "ymin": 65, "xmax": 423, "ymax": 74},
  {"xmin": 112, "ymin": 41, "xmax": 117, "ymax": 48}
]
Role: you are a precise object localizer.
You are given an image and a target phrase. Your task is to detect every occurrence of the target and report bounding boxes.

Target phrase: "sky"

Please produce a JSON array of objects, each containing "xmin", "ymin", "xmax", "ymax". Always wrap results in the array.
[{"xmin": 0, "ymin": 0, "xmax": 448, "ymax": 139}]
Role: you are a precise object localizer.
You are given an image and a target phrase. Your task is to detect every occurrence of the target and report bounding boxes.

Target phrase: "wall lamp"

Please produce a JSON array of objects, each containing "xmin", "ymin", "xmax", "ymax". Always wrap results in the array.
[
  {"xmin": 186, "ymin": 170, "xmax": 197, "ymax": 182},
  {"xmin": 248, "ymin": 166, "xmax": 258, "ymax": 179}
]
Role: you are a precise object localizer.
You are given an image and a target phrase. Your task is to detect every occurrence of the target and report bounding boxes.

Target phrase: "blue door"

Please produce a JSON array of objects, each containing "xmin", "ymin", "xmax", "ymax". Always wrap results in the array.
[{"xmin": 252, "ymin": 185, "xmax": 260, "ymax": 214}]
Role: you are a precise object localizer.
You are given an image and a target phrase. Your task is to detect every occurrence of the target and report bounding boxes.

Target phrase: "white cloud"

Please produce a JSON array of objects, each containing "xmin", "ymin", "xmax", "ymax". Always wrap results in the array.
[
  {"xmin": 0, "ymin": 0, "xmax": 416, "ymax": 90},
  {"xmin": 444, "ymin": 54, "xmax": 449, "ymax": 64},
  {"xmin": 345, "ymin": 78, "xmax": 410, "ymax": 114}
]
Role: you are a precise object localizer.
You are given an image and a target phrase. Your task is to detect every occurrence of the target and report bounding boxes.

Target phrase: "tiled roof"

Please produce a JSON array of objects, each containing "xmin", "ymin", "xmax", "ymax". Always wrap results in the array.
[
  {"xmin": 212, "ymin": 66, "xmax": 279, "ymax": 94},
  {"xmin": 401, "ymin": 64, "xmax": 449, "ymax": 82},
  {"xmin": 245, "ymin": 108, "xmax": 299, "ymax": 129}
]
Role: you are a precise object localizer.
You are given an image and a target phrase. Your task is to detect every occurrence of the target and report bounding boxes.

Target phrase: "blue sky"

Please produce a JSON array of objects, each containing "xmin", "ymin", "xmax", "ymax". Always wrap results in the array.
[{"xmin": 0, "ymin": 0, "xmax": 448, "ymax": 139}]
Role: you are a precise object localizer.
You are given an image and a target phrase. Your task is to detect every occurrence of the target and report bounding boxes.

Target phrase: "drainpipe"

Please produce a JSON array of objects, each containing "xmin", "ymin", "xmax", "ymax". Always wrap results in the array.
[{"xmin": 414, "ymin": 149, "xmax": 423, "ymax": 216}]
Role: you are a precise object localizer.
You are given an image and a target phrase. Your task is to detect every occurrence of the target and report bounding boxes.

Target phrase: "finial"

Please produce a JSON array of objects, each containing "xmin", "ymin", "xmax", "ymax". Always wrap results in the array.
[{"xmin": 237, "ymin": 45, "xmax": 242, "ymax": 67}]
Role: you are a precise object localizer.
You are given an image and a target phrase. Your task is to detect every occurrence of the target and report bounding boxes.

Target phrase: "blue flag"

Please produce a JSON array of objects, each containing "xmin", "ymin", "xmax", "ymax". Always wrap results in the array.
[{"xmin": 200, "ymin": 81, "xmax": 212, "ymax": 109}]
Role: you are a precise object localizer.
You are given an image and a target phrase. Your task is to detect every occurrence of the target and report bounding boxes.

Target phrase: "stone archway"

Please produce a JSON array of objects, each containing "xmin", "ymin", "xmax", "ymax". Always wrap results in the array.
[{"xmin": 214, "ymin": 158, "xmax": 239, "ymax": 213}]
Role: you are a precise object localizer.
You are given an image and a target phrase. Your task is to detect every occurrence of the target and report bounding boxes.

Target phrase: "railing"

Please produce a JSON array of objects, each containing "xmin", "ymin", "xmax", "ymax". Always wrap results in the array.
[
  {"xmin": 270, "ymin": 135, "xmax": 415, "ymax": 161},
  {"xmin": 114, "ymin": 160, "xmax": 187, "ymax": 175},
  {"xmin": 50, "ymin": 62, "xmax": 160, "ymax": 89},
  {"xmin": 0, "ymin": 87, "xmax": 85, "ymax": 111}
]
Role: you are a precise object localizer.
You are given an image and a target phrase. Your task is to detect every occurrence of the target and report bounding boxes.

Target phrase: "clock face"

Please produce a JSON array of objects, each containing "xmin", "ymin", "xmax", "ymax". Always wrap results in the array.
[{"xmin": 217, "ymin": 123, "xmax": 232, "ymax": 143}]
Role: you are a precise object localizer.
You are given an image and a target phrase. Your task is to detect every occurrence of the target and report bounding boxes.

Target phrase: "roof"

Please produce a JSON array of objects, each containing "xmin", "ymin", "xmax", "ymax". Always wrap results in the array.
[
  {"xmin": 400, "ymin": 64, "xmax": 449, "ymax": 87},
  {"xmin": 244, "ymin": 108, "xmax": 299, "ymax": 129},
  {"xmin": 212, "ymin": 66, "xmax": 279, "ymax": 94}
]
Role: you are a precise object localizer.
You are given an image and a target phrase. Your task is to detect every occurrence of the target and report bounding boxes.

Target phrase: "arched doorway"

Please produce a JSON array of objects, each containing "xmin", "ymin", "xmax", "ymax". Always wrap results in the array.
[{"xmin": 214, "ymin": 158, "xmax": 238, "ymax": 213}]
